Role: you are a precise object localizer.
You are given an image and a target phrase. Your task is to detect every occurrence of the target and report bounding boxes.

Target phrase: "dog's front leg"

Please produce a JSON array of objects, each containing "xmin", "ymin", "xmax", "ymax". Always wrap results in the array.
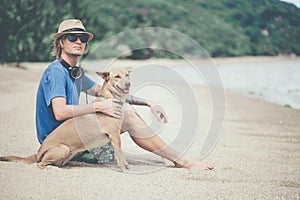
[{"xmin": 109, "ymin": 134, "xmax": 129, "ymax": 171}]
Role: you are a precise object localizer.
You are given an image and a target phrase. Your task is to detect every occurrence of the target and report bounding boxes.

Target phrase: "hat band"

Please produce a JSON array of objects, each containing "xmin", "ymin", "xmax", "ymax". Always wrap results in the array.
[{"xmin": 63, "ymin": 28, "xmax": 86, "ymax": 33}]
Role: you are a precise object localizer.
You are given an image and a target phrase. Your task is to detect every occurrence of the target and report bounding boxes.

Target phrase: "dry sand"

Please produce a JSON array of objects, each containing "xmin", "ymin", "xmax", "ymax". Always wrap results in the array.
[{"xmin": 0, "ymin": 58, "xmax": 299, "ymax": 199}]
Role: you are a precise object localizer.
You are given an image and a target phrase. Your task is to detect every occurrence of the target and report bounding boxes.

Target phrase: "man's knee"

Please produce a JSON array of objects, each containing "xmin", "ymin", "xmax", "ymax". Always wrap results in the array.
[{"xmin": 123, "ymin": 110, "xmax": 146, "ymax": 130}]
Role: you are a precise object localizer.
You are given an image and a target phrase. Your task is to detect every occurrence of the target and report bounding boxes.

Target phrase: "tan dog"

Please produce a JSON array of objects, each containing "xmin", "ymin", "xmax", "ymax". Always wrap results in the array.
[{"xmin": 0, "ymin": 68, "xmax": 131, "ymax": 171}]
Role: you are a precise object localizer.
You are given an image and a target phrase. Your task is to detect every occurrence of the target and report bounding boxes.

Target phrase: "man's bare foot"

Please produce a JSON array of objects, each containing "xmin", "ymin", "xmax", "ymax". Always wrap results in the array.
[{"xmin": 173, "ymin": 157, "xmax": 215, "ymax": 170}]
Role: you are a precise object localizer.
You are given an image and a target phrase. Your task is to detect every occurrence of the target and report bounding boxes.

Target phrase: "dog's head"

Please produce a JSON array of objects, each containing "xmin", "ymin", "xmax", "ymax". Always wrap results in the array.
[{"xmin": 96, "ymin": 68, "xmax": 131, "ymax": 96}]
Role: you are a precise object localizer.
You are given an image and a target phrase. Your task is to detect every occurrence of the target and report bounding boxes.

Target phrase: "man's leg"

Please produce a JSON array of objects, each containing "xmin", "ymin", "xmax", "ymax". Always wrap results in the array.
[
  {"xmin": 71, "ymin": 143, "xmax": 115, "ymax": 164},
  {"xmin": 121, "ymin": 107, "xmax": 214, "ymax": 170}
]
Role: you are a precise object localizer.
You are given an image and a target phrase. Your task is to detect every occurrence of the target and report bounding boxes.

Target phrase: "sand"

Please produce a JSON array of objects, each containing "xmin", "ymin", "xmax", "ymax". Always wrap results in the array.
[{"xmin": 0, "ymin": 58, "xmax": 299, "ymax": 199}]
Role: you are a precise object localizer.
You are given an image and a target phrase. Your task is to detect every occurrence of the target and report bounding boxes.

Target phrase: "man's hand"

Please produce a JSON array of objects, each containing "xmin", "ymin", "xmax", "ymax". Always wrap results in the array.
[
  {"xmin": 150, "ymin": 104, "xmax": 168, "ymax": 123},
  {"xmin": 93, "ymin": 98, "xmax": 123, "ymax": 118}
]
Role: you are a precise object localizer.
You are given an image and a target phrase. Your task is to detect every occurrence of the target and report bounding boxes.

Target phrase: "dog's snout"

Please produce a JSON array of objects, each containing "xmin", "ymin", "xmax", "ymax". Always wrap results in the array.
[{"xmin": 125, "ymin": 82, "xmax": 131, "ymax": 88}]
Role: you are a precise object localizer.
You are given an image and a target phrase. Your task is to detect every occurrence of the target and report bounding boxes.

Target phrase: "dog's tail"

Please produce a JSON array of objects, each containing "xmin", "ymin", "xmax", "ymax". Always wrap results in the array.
[{"xmin": 0, "ymin": 154, "xmax": 37, "ymax": 164}]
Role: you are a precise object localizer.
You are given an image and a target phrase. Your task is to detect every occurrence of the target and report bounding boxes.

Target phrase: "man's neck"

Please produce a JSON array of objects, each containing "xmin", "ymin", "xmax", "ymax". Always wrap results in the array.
[{"xmin": 60, "ymin": 54, "xmax": 80, "ymax": 67}]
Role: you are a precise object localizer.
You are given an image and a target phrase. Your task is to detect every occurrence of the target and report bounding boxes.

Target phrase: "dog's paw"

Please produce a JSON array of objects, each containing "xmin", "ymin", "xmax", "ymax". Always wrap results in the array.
[
  {"xmin": 47, "ymin": 165, "xmax": 62, "ymax": 171},
  {"xmin": 119, "ymin": 165, "xmax": 126, "ymax": 172},
  {"xmin": 118, "ymin": 163, "xmax": 130, "ymax": 172},
  {"xmin": 37, "ymin": 162, "xmax": 47, "ymax": 169}
]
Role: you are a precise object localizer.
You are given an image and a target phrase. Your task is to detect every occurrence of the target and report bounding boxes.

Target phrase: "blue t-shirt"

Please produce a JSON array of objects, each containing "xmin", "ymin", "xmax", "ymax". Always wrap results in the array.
[{"xmin": 35, "ymin": 60, "xmax": 95, "ymax": 144}]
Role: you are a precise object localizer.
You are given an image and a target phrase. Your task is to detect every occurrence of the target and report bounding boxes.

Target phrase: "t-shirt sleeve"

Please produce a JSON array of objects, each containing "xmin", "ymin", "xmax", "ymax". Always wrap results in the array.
[
  {"xmin": 43, "ymin": 67, "xmax": 67, "ymax": 106},
  {"xmin": 82, "ymin": 75, "xmax": 95, "ymax": 91}
]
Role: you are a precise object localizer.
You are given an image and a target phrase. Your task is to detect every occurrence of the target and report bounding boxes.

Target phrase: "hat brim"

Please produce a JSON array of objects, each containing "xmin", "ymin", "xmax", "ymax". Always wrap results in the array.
[{"xmin": 52, "ymin": 31, "xmax": 93, "ymax": 41}]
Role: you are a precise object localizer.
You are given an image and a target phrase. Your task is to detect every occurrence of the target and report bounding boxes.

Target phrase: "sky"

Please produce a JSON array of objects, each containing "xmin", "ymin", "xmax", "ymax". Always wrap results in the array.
[{"xmin": 280, "ymin": 0, "xmax": 300, "ymax": 7}]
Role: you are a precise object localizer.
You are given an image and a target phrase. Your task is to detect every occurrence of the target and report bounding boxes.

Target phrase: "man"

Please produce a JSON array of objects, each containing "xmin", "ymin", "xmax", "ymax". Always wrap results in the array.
[{"xmin": 36, "ymin": 19, "xmax": 214, "ymax": 170}]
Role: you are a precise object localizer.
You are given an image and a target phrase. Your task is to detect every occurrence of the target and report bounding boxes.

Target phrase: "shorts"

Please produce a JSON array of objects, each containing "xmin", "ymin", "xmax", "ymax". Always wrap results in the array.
[{"xmin": 71, "ymin": 143, "xmax": 115, "ymax": 164}]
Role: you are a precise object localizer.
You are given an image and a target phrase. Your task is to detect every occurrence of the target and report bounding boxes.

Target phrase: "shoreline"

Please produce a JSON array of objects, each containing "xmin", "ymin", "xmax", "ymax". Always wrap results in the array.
[
  {"xmin": 1, "ymin": 56, "xmax": 300, "ymax": 112},
  {"xmin": 2, "ymin": 56, "xmax": 300, "ymax": 111}
]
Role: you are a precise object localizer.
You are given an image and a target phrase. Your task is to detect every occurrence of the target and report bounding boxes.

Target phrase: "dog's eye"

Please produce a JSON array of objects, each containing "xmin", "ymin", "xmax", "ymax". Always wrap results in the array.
[{"xmin": 114, "ymin": 75, "xmax": 121, "ymax": 78}]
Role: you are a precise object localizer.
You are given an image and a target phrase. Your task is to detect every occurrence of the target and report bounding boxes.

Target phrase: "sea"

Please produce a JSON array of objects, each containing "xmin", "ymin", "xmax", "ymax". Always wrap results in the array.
[
  {"xmin": 167, "ymin": 58, "xmax": 300, "ymax": 110},
  {"xmin": 216, "ymin": 58, "xmax": 300, "ymax": 110}
]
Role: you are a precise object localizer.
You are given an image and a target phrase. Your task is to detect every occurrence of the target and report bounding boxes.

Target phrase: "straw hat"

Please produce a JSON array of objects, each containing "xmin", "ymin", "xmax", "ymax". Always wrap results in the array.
[{"xmin": 52, "ymin": 19, "xmax": 93, "ymax": 41}]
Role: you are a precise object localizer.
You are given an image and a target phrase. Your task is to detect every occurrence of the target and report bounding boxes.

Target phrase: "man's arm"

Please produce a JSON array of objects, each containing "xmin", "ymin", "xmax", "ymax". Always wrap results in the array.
[
  {"xmin": 86, "ymin": 85, "xmax": 168, "ymax": 122},
  {"xmin": 51, "ymin": 97, "xmax": 122, "ymax": 121},
  {"xmin": 126, "ymin": 95, "xmax": 153, "ymax": 107},
  {"xmin": 126, "ymin": 95, "xmax": 168, "ymax": 123}
]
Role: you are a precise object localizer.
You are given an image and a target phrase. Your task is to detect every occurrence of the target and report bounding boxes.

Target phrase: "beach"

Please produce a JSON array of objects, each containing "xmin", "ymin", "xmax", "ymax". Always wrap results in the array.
[{"xmin": 0, "ymin": 57, "xmax": 299, "ymax": 199}]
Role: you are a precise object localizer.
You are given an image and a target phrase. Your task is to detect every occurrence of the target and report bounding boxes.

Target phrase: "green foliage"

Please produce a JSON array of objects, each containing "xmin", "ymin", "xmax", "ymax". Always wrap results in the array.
[{"xmin": 1, "ymin": 0, "xmax": 299, "ymax": 62}]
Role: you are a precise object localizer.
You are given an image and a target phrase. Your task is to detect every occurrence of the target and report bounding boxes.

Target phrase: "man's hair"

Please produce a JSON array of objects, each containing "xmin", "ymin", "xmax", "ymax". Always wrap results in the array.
[{"xmin": 51, "ymin": 35, "xmax": 89, "ymax": 59}]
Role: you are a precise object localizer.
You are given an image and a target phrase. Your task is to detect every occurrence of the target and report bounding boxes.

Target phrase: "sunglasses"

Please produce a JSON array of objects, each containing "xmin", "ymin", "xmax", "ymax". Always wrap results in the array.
[{"xmin": 66, "ymin": 34, "xmax": 89, "ymax": 43}]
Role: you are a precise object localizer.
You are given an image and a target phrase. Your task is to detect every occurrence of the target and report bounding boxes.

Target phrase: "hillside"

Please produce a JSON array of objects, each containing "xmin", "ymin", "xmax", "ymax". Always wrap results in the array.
[{"xmin": 1, "ymin": 0, "xmax": 299, "ymax": 62}]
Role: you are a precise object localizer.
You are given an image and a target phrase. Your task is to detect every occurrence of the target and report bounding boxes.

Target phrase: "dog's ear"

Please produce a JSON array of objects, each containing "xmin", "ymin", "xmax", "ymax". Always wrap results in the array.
[{"xmin": 96, "ymin": 72, "xmax": 110, "ymax": 81}]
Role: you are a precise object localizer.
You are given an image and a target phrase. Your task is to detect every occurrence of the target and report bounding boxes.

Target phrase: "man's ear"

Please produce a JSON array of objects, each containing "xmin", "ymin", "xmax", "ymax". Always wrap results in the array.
[{"xmin": 96, "ymin": 72, "xmax": 110, "ymax": 81}]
